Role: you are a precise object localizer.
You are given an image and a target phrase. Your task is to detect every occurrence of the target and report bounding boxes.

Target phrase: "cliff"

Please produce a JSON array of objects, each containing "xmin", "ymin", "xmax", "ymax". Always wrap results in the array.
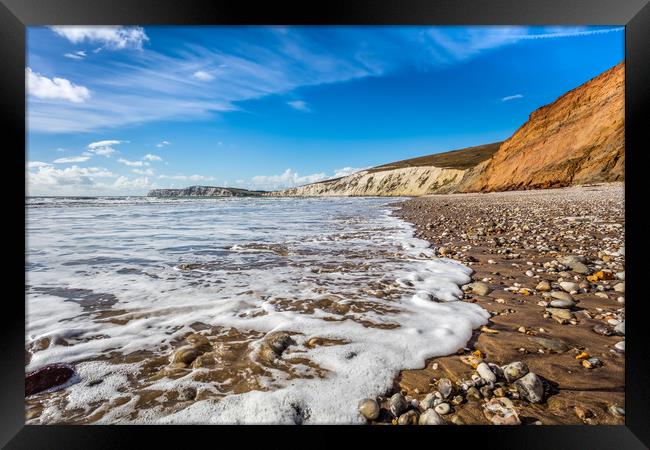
[
  {"xmin": 458, "ymin": 62, "xmax": 624, "ymax": 192},
  {"xmin": 271, "ymin": 143, "xmax": 500, "ymax": 197},
  {"xmin": 147, "ymin": 186, "xmax": 266, "ymax": 197}
]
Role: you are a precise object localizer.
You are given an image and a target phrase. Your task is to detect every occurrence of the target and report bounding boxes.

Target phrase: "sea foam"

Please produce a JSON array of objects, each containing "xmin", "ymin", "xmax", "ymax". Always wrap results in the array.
[{"xmin": 26, "ymin": 197, "xmax": 489, "ymax": 423}]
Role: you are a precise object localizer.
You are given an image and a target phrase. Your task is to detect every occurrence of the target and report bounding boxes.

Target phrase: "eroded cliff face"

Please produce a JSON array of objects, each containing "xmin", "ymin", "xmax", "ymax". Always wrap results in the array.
[
  {"xmin": 459, "ymin": 62, "xmax": 624, "ymax": 192},
  {"xmin": 271, "ymin": 166, "xmax": 467, "ymax": 197}
]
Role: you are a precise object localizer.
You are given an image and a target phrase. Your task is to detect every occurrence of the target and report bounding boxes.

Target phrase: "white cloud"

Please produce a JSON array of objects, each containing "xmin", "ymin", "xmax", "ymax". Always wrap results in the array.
[
  {"xmin": 501, "ymin": 94, "xmax": 523, "ymax": 102},
  {"xmin": 50, "ymin": 26, "xmax": 148, "ymax": 50},
  {"xmin": 192, "ymin": 70, "xmax": 215, "ymax": 81},
  {"xmin": 27, "ymin": 164, "xmax": 115, "ymax": 190},
  {"xmin": 154, "ymin": 141, "xmax": 170, "ymax": 148},
  {"xmin": 26, "ymin": 67, "xmax": 90, "ymax": 103},
  {"xmin": 131, "ymin": 168, "xmax": 155, "ymax": 176},
  {"xmin": 143, "ymin": 153, "xmax": 162, "ymax": 161},
  {"xmin": 55, "ymin": 147, "xmax": 67, "ymax": 152},
  {"xmin": 52, "ymin": 155, "xmax": 91, "ymax": 164},
  {"xmin": 158, "ymin": 174, "xmax": 215, "ymax": 181},
  {"xmin": 332, "ymin": 166, "xmax": 367, "ymax": 178},
  {"xmin": 27, "ymin": 161, "xmax": 51, "ymax": 169},
  {"xmin": 112, "ymin": 176, "xmax": 153, "ymax": 190},
  {"xmin": 246, "ymin": 166, "xmax": 370, "ymax": 190},
  {"xmin": 64, "ymin": 50, "xmax": 87, "ymax": 60},
  {"xmin": 250, "ymin": 168, "xmax": 326, "ymax": 189},
  {"xmin": 87, "ymin": 139, "xmax": 125, "ymax": 157},
  {"xmin": 117, "ymin": 158, "xmax": 144, "ymax": 167},
  {"xmin": 287, "ymin": 100, "xmax": 310, "ymax": 112}
]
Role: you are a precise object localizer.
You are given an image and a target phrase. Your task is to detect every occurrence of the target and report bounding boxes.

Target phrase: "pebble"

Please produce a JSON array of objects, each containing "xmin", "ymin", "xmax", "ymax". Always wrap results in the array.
[
  {"xmin": 545, "ymin": 307, "xmax": 574, "ymax": 321},
  {"xmin": 609, "ymin": 405, "xmax": 625, "ymax": 417},
  {"xmin": 525, "ymin": 270, "xmax": 535, "ymax": 277},
  {"xmin": 451, "ymin": 395, "xmax": 464, "ymax": 406},
  {"xmin": 529, "ymin": 336, "xmax": 569, "ymax": 353},
  {"xmin": 559, "ymin": 281, "xmax": 580, "ymax": 293},
  {"xmin": 574, "ymin": 405, "xmax": 595, "ymax": 421},
  {"xmin": 437, "ymin": 378, "xmax": 453, "ymax": 399},
  {"xmin": 487, "ymin": 363, "xmax": 504, "ymax": 380},
  {"xmin": 468, "ymin": 281, "xmax": 491, "ymax": 296},
  {"xmin": 476, "ymin": 362, "xmax": 497, "ymax": 383},
  {"xmin": 493, "ymin": 387, "xmax": 506, "ymax": 397},
  {"xmin": 418, "ymin": 409, "xmax": 446, "ymax": 425},
  {"xmin": 613, "ymin": 282, "xmax": 625, "ymax": 293},
  {"xmin": 483, "ymin": 397, "xmax": 521, "ymax": 425},
  {"xmin": 536, "ymin": 280, "xmax": 551, "ymax": 291},
  {"xmin": 397, "ymin": 410, "xmax": 418, "ymax": 425},
  {"xmin": 514, "ymin": 372, "xmax": 545, "ymax": 403},
  {"xmin": 582, "ymin": 357, "xmax": 602, "ymax": 369},
  {"xmin": 614, "ymin": 341, "xmax": 625, "ymax": 352},
  {"xmin": 550, "ymin": 291, "xmax": 574, "ymax": 302},
  {"xmin": 434, "ymin": 403, "xmax": 451, "ymax": 415},
  {"xmin": 358, "ymin": 398, "xmax": 380, "ymax": 420},
  {"xmin": 389, "ymin": 393, "xmax": 408, "ymax": 417},
  {"xmin": 614, "ymin": 321, "xmax": 625, "ymax": 336},
  {"xmin": 593, "ymin": 323, "xmax": 613, "ymax": 336},
  {"xmin": 502, "ymin": 361, "xmax": 529, "ymax": 382},
  {"xmin": 466, "ymin": 386, "xmax": 481, "ymax": 400},
  {"xmin": 549, "ymin": 299, "xmax": 575, "ymax": 309},
  {"xmin": 449, "ymin": 415, "xmax": 465, "ymax": 425},
  {"xmin": 570, "ymin": 262, "xmax": 589, "ymax": 274},
  {"xmin": 170, "ymin": 346, "xmax": 200, "ymax": 365},
  {"xmin": 420, "ymin": 393, "xmax": 436, "ymax": 410}
]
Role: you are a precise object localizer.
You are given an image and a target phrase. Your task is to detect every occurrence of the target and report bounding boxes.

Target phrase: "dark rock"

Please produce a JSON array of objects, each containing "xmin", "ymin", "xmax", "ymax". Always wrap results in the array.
[{"xmin": 26, "ymin": 363, "xmax": 77, "ymax": 396}]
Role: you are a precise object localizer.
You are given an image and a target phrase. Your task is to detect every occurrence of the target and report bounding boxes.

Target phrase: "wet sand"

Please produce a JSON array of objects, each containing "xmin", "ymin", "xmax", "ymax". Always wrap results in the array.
[{"xmin": 387, "ymin": 183, "xmax": 625, "ymax": 424}]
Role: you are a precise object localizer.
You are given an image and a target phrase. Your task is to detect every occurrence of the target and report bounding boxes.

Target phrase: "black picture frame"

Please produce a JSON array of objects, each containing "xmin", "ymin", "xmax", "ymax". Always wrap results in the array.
[{"xmin": 3, "ymin": 0, "xmax": 649, "ymax": 447}]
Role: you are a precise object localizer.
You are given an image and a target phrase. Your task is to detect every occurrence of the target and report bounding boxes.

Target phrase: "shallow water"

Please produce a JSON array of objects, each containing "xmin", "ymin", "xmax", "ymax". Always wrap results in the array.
[{"xmin": 26, "ymin": 196, "xmax": 488, "ymax": 424}]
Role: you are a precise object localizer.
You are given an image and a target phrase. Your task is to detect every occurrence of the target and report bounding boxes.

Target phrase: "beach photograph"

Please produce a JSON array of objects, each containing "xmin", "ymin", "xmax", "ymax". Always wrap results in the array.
[{"xmin": 25, "ymin": 25, "xmax": 625, "ymax": 425}]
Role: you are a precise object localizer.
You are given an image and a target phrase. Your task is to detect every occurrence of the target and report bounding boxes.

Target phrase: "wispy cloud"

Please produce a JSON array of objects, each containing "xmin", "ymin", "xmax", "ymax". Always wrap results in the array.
[
  {"xmin": 64, "ymin": 50, "xmax": 87, "ymax": 60},
  {"xmin": 287, "ymin": 100, "xmax": 310, "ymax": 112},
  {"xmin": 192, "ymin": 70, "xmax": 214, "ymax": 81},
  {"xmin": 154, "ymin": 141, "xmax": 170, "ymax": 148},
  {"xmin": 27, "ymin": 161, "xmax": 51, "ymax": 169},
  {"xmin": 28, "ymin": 26, "xmax": 623, "ymax": 134},
  {"xmin": 50, "ymin": 26, "xmax": 148, "ymax": 50},
  {"xmin": 143, "ymin": 153, "xmax": 162, "ymax": 161},
  {"xmin": 501, "ymin": 94, "xmax": 523, "ymax": 102},
  {"xmin": 26, "ymin": 67, "xmax": 90, "ymax": 103},
  {"xmin": 52, "ymin": 155, "xmax": 91, "ymax": 163}
]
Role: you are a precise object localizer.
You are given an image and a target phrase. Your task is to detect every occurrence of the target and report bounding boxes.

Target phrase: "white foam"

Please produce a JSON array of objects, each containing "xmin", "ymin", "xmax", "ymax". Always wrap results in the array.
[{"xmin": 26, "ymin": 197, "xmax": 489, "ymax": 423}]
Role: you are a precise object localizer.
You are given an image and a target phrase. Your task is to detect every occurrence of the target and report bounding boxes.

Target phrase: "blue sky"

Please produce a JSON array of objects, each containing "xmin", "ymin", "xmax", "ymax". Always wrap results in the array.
[{"xmin": 26, "ymin": 26, "xmax": 624, "ymax": 195}]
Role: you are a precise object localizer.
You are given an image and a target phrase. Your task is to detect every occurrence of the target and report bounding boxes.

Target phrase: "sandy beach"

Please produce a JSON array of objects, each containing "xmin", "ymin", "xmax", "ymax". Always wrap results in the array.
[{"xmin": 373, "ymin": 183, "xmax": 625, "ymax": 425}]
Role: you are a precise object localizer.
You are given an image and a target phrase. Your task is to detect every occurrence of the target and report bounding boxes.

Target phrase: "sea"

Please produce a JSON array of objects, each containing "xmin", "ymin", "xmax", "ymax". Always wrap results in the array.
[{"xmin": 25, "ymin": 196, "xmax": 488, "ymax": 424}]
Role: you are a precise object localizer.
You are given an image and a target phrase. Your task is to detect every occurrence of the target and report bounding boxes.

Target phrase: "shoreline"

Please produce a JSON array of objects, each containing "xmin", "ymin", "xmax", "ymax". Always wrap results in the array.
[{"xmin": 380, "ymin": 182, "xmax": 624, "ymax": 425}]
